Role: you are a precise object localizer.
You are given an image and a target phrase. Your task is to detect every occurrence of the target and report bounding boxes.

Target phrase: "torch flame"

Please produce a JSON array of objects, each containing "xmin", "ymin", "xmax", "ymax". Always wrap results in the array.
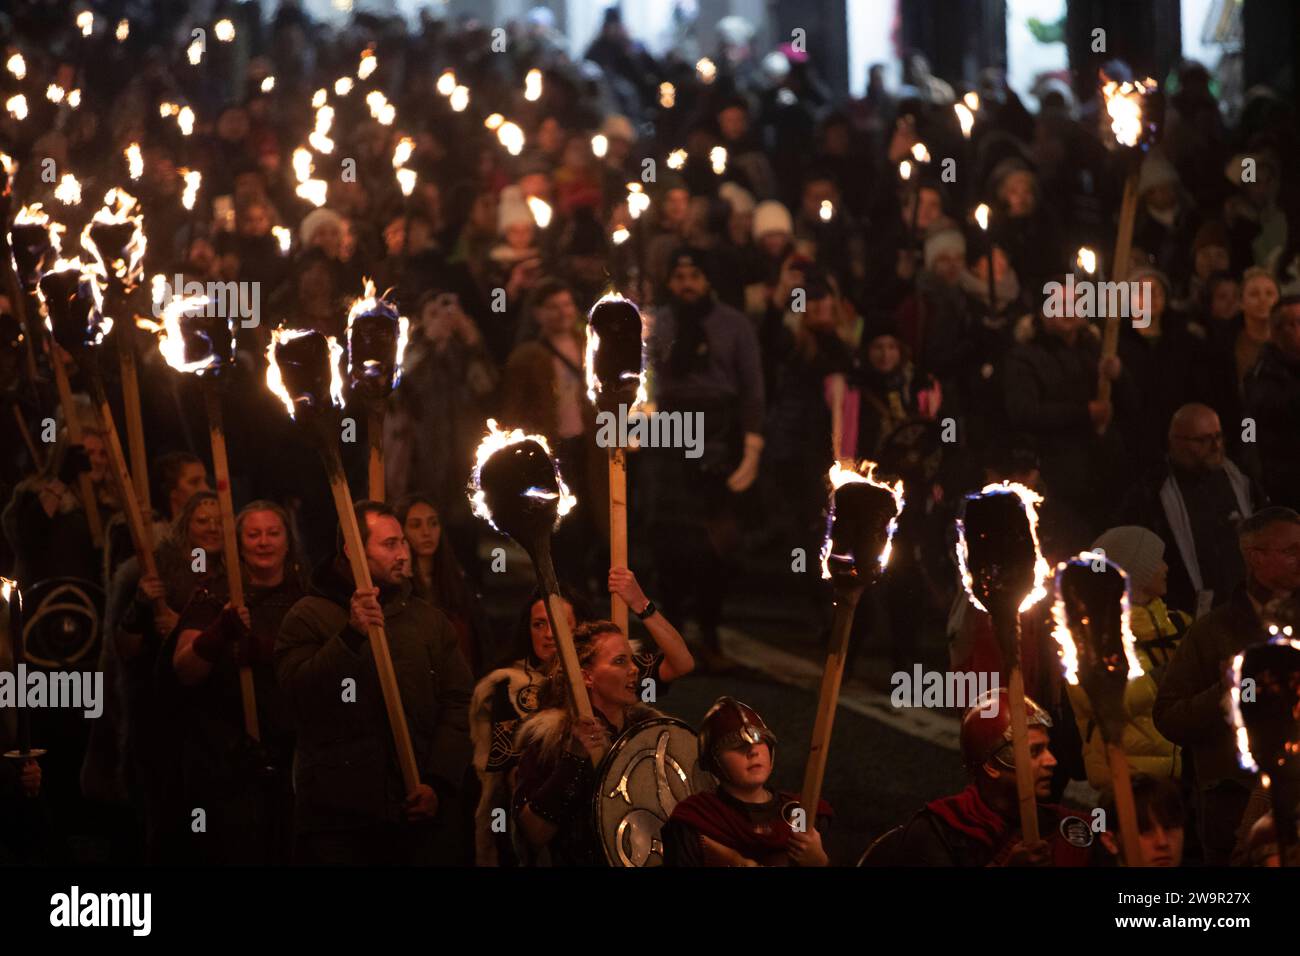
[
  {"xmin": 524, "ymin": 69, "xmax": 542, "ymax": 102},
  {"xmin": 910, "ymin": 142, "xmax": 931, "ymax": 163},
  {"xmin": 179, "ymin": 168, "xmax": 201, "ymax": 210},
  {"xmin": 7, "ymin": 94, "xmax": 28, "ymax": 121},
  {"xmin": 81, "ymin": 188, "xmax": 147, "ymax": 290},
  {"xmin": 1101, "ymin": 76, "xmax": 1156, "ymax": 149},
  {"xmin": 1, "ymin": 575, "xmax": 15, "ymax": 604},
  {"xmin": 898, "ymin": 160, "xmax": 912, "ymax": 181},
  {"xmin": 484, "ymin": 113, "xmax": 504, "ymax": 131},
  {"xmin": 666, "ymin": 148, "xmax": 687, "ymax": 171},
  {"xmin": 14, "ymin": 203, "xmax": 65, "ymax": 254},
  {"xmin": 584, "ymin": 292, "xmax": 648, "ymax": 408},
  {"xmin": 6, "ymin": 53, "xmax": 26, "ymax": 80},
  {"xmin": 955, "ymin": 481, "xmax": 1053, "ymax": 614},
  {"xmin": 1229, "ymin": 626, "xmax": 1300, "ymax": 774},
  {"xmin": 357, "ymin": 49, "xmax": 377, "ymax": 80},
  {"xmin": 312, "ymin": 88, "xmax": 328, "ymax": 109},
  {"xmin": 124, "ymin": 142, "xmax": 143, "ymax": 180},
  {"xmin": 974, "ymin": 203, "xmax": 989, "ymax": 231},
  {"xmin": 136, "ymin": 293, "xmax": 215, "ymax": 374},
  {"xmin": 36, "ymin": 255, "xmax": 110, "ymax": 344},
  {"xmin": 468, "ymin": 419, "xmax": 577, "ymax": 532},
  {"xmin": 333, "ymin": 76, "xmax": 352, "ymax": 96},
  {"xmin": 54, "ymin": 174, "xmax": 82, "ymax": 205},
  {"xmin": 709, "ymin": 146, "xmax": 727, "ymax": 175},
  {"xmin": 591, "ymin": 134, "xmax": 608, "ymax": 159},
  {"xmin": 47, "ymin": 84, "xmax": 66, "ymax": 104},
  {"xmin": 214, "ymin": 19, "xmax": 235, "ymax": 42},
  {"xmin": 527, "ymin": 196, "xmax": 552, "ymax": 229},
  {"xmin": 77, "ymin": 10, "xmax": 94, "ymax": 36},
  {"xmin": 396, "ymin": 168, "xmax": 417, "ymax": 197},
  {"xmin": 177, "ymin": 106, "xmax": 195, "ymax": 136},
  {"xmin": 819, "ymin": 200, "xmax": 834, "ymax": 222},
  {"xmin": 116, "ymin": 19, "xmax": 129, "ymax": 41},
  {"xmin": 296, "ymin": 179, "xmax": 328, "ymax": 207},
  {"xmin": 272, "ymin": 225, "xmax": 291, "ymax": 254},
  {"xmin": 436, "ymin": 71, "xmax": 456, "ymax": 97},
  {"xmin": 292, "ymin": 147, "xmax": 313, "ymax": 184},
  {"xmin": 261, "ymin": 76, "xmax": 275, "ymax": 93},
  {"xmin": 963, "ymin": 91, "xmax": 980, "ymax": 112},
  {"xmin": 265, "ymin": 327, "xmax": 346, "ymax": 419},
  {"xmin": 955, "ymin": 102, "xmax": 975, "ymax": 138},
  {"xmin": 392, "ymin": 136, "xmax": 415, "ymax": 169},
  {"xmin": 1077, "ymin": 246, "xmax": 1097, "ymax": 275},
  {"xmin": 1049, "ymin": 550, "xmax": 1141, "ymax": 686},
  {"xmin": 450, "ymin": 85, "xmax": 469, "ymax": 113},
  {"xmin": 345, "ymin": 278, "xmax": 410, "ymax": 388},
  {"xmin": 612, "ymin": 226, "xmax": 630, "ymax": 245},
  {"xmin": 659, "ymin": 83, "xmax": 676, "ymax": 109},
  {"xmin": 696, "ymin": 58, "xmax": 717, "ymax": 84},
  {"xmin": 819, "ymin": 460, "xmax": 906, "ymax": 578},
  {"xmin": 497, "ymin": 122, "xmax": 524, "ymax": 156}
]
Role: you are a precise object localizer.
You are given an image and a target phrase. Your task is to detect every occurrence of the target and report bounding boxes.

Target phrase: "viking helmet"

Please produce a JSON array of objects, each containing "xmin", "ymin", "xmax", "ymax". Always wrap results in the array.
[{"xmin": 698, "ymin": 696, "xmax": 777, "ymax": 776}]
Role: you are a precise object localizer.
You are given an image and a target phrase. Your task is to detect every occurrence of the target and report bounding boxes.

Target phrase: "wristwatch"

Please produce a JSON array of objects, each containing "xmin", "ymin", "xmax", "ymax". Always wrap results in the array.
[{"xmin": 635, "ymin": 600, "xmax": 657, "ymax": 621}]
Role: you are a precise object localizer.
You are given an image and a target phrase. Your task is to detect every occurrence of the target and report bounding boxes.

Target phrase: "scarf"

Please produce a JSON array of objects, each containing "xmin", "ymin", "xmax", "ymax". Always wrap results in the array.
[
  {"xmin": 669, "ymin": 790, "xmax": 832, "ymax": 861},
  {"xmin": 926, "ymin": 784, "xmax": 1009, "ymax": 848}
]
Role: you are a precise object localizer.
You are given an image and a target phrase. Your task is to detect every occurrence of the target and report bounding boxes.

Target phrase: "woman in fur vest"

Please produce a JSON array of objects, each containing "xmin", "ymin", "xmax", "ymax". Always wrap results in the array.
[{"xmin": 511, "ymin": 612, "xmax": 691, "ymax": 866}]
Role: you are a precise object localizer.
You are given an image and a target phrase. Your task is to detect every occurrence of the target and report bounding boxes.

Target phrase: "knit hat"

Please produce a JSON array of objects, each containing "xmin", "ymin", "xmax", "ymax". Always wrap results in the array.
[
  {"xmin": 666, "ymin": 245, "xmax": 713, "ymax": 282},
  {"xmin": 752, "ymin": 200, "xmax": 793, "ymax": 240},
  {"xmin": 1091, "ymin": 526, "xmax": 1165, "ymax": 590},
  {"xmin": 299, "ymin": 207, "xmax": 344, "ymax": 248},
  {"xmin": 924, "ymin": 228, "xmax": 966, "ymax": 269},
  {"xmin": 1126, "ymin": 264, "xmax": 1171, "ymax": 296},
  {"xmin": 1137, "ymin": 154, "xmax": 1180, "ymax": 196},
  {"xmin": 719, "ymin": 181, "xmax": 755, "ymax": 215},
  {"xmin": 497, "ymin": 185, "xmax": 534, "ymax": 234}
]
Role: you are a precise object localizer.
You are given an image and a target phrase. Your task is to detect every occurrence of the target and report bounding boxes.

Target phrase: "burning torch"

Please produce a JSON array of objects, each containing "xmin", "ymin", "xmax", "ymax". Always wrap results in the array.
[
  {"xmin": 585, "ymin": 294, "xmax": 647, "ymax": 634},
  {"xmin": 1098, "ymin": 74, "xmax": 1159, "ymax": 425},
  {"xmin": 3, "ymin": 577, "xmax": 46, "ymax": 769},
  {"xmin": 345, "ymin": 280, "xmax": 409, "ymax": 501},
  {"xmin": 138, "ymin": 295, "xmax": 259, "ymax": 739},
  {"xmin": 1231, "ymin": 627, "xmax": 1300, "ymax": 867},
  {"xmin": 1052, "ymin": 551, "xmax": 1144, "ymax": 864},
  {"xmin": 266, "ymin": 327, "xmax": 419, "ymax": 789},
  {"xmin": 801, "ymin": 461, "xmax": 905, "ymax": 820},
  {"xmin": 81, "ymin": 188, "xmax": 150, "ymax": 512},
  {"xmin": 469, "ymin": 420, "xmax": 592, "ymax": 730},
  {"xmin": 0, "ymin": 156, "xmax": 43, "ymax": 390},
  {"xmin": 956, "ymin": 482, "xmax": 1052, "ymax": 841}
]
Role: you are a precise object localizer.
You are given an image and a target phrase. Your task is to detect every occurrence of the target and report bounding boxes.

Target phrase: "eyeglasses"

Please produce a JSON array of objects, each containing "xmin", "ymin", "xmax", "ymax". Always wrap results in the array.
[{"xmin": 1174, "ymin": 432, "xmax": 1223, "ymax": 447}]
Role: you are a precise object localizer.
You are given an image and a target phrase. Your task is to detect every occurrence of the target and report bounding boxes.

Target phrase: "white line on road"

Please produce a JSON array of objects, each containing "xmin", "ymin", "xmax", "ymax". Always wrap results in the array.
[{"xmin": 718, "ymin": 627, "xmax": 961, "ymax": 752}]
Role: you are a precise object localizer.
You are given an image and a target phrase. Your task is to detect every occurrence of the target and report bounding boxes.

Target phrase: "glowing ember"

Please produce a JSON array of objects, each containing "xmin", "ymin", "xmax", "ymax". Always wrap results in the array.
[
  {"xmin": 81, "ymin": 188, "xmax": 147, "ymax": 290},
  {"xmin": 591, "ymin": 134, "xmax": 608, "ymax": 159},
  {"xmin": 392, "ymin": 137, "xmax": 415, "ymax": 169},
  {"xmin": 179, "ymin": 168, "xmax": 201, "ymax": 210},
  {"xmin": 296, "ymin": 179, "xmax": 328, "ymax": 207},
  {"xmin": 819, "ymin": 200, "xmax": 834, "ymax": 222},
  {"xmin": 436, "ymin": 71, "xmax": 456, "ymax": 97},
  {"xmin": 450, "ymin": 85, "xmax": 469, "ymax": 113},
  {"xmin": 1077, "ymin": 247, "xmax": 1097, "ymax": 275},
  {"xmin": 1050, "ymin": 550, "xmax": 1141, "ymax": 686},
  {"xmin": 54, "ymin": 174, "xmax": 82, "ymax": 205},
  {"xmin": 696, "ymin": 58, "xmax": 717, "ymax": 84},
  {"xmin": 357, "ymin": 50, "xmax": 377, "ymax": 80},
  {"xmin": 666, "ymin": 148, "xmax": 687, "ymax": 170},
  {"xmin": 524, "ymin": 69, "xmax": 542, "ymax": 102},
  {"xmin": 710, "ymin": 146, "xmax": 727, "ymax": 175},
  {"xmin": 468, "ymin": 419, "xmax": 577, "ymax": 532},
  {"xmin": 272, "ymin": 225, "xmax": 291, "ymax": 254},
  {"xmin": 333, "ymin": 76, "xmax": 352, "ymax": 96},
  {"xmin": 265, "ymin": 327, "xmax": 346, "ymax": 420},
  {"xmin": 7, "ymin": 53, "xmax": 26, "ymax": 80},
  {"xmin": 214, "ymin": 19, "xmax": 235, "ymax": 42},
  {"xmin": 498, "ymin": 122, "xmax": 524, "ymax": 156},
  {"xmin": 396, "ymin": 167, "xmax": 417, "ymax": 197},
  {"xmin": 819, "ymin": 460, "xmax": 906, "ymax": 578},
  {"xmin": 527, "ymin": 196, "xmax": 552, "ymax": 229},
  {"xmin": 1101, "ymin": 76, "xmax": 1156, "ymax": 149},
  {"xmin": 6, "ymin": 94, "xmax": 28, "ymax": 121},
  {"xmin": 974, "ymin": 203, "xmax": 989, "ymax": 231},
  {"xmin": 955, "ymin": 481, "xmax": 1053, "ymax": 615},
  {"xmin": 659, "ymin": 83, "xmax": 676, "ymax": 109},
  {"xmin": 955, "ymin": 102, "xmax": 975, "ymax": 138}
]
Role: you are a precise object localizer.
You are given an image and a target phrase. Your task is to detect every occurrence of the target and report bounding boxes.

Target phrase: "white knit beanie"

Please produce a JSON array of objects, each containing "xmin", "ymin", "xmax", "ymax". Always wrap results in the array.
[
  {"xmin": 1091, "ymin": 526, "xmax": 1165, "ymax": 590},
  {"xmin": 497, "ymin": 185, "xmax": 534, "ymax": 235},
  {"xmin": 924, "ymin": 228, "xmax": 966, "ymax": 269},
  {"xmin": 751, "ymin": 200, "xmax": 792, "ymax": 240}
]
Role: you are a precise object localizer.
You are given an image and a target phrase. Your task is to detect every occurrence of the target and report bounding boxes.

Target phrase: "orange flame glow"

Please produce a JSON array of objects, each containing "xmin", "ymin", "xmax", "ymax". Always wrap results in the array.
[
  {"xmin": 955, "ymin": 482, "xmax": 1052, "ymax": 615},
  {"xmin": 468, "ymin": 418, "xmax": 577, "ymax": 532},
  {"xmin": 820, "ymin": 460, "xmax": 906, "ymax": 579}
]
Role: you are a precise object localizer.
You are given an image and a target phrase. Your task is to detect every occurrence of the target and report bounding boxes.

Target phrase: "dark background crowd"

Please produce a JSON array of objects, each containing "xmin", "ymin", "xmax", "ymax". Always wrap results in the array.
[{"xmin": 0, "ymin": 0, "xmax": 1298, "ymax": 868}]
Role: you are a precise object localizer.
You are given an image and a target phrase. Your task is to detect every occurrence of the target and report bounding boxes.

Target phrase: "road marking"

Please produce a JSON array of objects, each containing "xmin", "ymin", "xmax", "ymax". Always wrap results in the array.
[{"xmin": 719, "ymin": 627, "xmax": 960, "ymax": 751}]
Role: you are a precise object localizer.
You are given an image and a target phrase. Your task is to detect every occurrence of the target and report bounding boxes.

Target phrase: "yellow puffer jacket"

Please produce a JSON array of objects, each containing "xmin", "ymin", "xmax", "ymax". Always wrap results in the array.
[{"xmin": 1068, "ymin": 598, "xmax": 1188, "ymax": 789}]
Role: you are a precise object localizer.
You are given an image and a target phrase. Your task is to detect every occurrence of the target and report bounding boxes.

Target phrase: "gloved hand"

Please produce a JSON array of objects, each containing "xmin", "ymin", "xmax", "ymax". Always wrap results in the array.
[
  {"xmin": 57, "ymin": 444, "xmax": 91, "ymax": 484},
  {"xmin": 726, "ymin": 433, "xmax": 764, "ymax": 493}
]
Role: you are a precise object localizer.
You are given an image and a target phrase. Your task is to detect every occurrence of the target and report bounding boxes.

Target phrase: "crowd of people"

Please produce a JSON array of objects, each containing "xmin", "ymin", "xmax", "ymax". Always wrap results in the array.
[{"xmin": 1, "ymin": 1, "xmax": 1299, "ymax": 867}]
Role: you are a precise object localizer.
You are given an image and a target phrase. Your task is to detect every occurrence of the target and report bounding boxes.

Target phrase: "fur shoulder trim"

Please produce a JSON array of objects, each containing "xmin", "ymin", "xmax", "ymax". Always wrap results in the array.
[{"xmin": 515, "ymin": 706, "xmax": 570, "ymax": 759}]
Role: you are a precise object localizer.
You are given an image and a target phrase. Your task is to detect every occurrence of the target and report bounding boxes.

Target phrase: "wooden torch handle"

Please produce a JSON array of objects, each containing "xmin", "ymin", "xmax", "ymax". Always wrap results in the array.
[
  {"xmin": 118, "ymin": 334, "xmax": 151, "ymax": 514},
  {"xmin": 327, "ymin": 465, "xmax": 420, "ymax": 793},
  {"xmin": 799, "ymin": 587, "xmax": 863, "ymax": 823},
  {"xmin": 608, "ymin": 447, "xmax": 628, "ymax": 633},
  {"xmin": 49, "ymin": 352, "xmax": 104, "ymax": 546},
  {"xmin": 203, "ymin": 384, "xmax": 260, "ymax": 742},
  {"xmin": 1106, "ymin": 742, "xmax": 1144, "ymax": 866},
  {"xmin": 1007, "ymin": 665, "xmax": 1041, "ymax": 844},
  {"xmin": 1097, "ymin": 169, "xmax": 1139, "ymax": 410},
  {"xmin": 368, "ymin": 406, "xmax": 385, "ymax": 503}
]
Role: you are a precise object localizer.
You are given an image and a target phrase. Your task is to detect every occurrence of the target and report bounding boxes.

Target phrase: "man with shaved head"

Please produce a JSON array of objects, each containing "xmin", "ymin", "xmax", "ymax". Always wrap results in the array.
[{"xmin": 1116, "ymin": 403, "xmax": 1268, "ymax": 617}]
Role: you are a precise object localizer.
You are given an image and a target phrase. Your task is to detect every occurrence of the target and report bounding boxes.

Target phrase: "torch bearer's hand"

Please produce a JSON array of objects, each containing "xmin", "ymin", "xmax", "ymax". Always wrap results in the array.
[
  {"xmin": 608, "ymin": 567, "xmax": 648, "ymax": 615},
  {"xmin": 349, "ymin": 587, "xmax": 385, "ymax": 634},
  {"xmin": 1100, "ymin": 355, "xmax": 1122, "ymax": 381},
  {"xmin": 1004, "ymin": 839, "xmax": 1051, "ymax": 867},
  {"xmin": 404, "ymin": 783, "xmax": 439, "ymax": 822},
  {"xmin": 726, "ymin": 433, "xmax": 764, "ymax": 493},
  {"xmin": 788, "ymin": 827, "xmax": 828, "ymax": 866},
  {"xmin": 20, "ymin": 759, "xmax": 41, "ymax": 798},
  {"xmin": 137, "ymin": 572, "xmax": 167, "ymax": 604},
  {"xmin": 153, "ymin": 607, "xmax": 180, "ymax": 637},
  {"xmin": 571, "ymin": 717, "xmax": 611, "ymax": 762},
  {"xmin": 1087, "ymin": 399, "xmax": 1113, "ymax": 430}
]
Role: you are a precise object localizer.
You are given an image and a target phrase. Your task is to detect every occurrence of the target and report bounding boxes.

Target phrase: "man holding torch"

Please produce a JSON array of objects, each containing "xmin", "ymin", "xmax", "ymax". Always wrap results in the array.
[{"xmin": 275, "ymin": 501, "xmax": 473, "ymax": 865}]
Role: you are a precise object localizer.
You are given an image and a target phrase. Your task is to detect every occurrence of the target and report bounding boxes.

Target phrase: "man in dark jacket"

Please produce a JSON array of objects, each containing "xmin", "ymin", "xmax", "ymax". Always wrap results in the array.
[
  {"xmin": 1244, "ymin": 298, "xmax": 1300, "ymax": 509},
  {"xmin": 276, "ymin": 501, "xmax": 473, "ymax": 864},
  {"xmin": 1003, "ymin": 307, "xmax": 1132, "ymax": 531},
  {"xmin": 1116, "ymin": 403, "xmax": 1265, "ymax": 617},
  {"xmin": 1153, "ymin": 507, "xmax": 1300, "ymax": 865}
]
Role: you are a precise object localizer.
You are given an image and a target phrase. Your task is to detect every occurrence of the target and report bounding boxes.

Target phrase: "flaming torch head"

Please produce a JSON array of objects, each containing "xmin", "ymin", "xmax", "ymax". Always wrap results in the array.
[
  {"xmin": 10, "ymin": 205, "xmax": 62, "ymax": 290},
  {"xmin": 820, "ymin": 461, "xmax": 905, "ymax": 590},
  {"xmin": 1231, "ymin": 631, "xmax": 1300, "ymax": 782},
  {"xmin": 469, "ymin": 420, "xmax": 576, "ymax": 555},
  {"xmin": 267, "ymin": 328, "xmax": 344, "ymax": 427},
  {"xmin": 1052, "ymin": 552, "xmax": 1140, "ymax": 742},
  {"xmin": 345, "ymin": 281, "xmax": 407, "ymax": 403},
  {"xmin": 37, "ymin": 259, "xmax": 109, "ymax": 354},
  {"xmin": 82, "ymin": 189, "xmax": 147, "ymax": 294},
  {"xmin": 956, "ymin": 482, "xmax": 1051, "ymax": 632},
  {"xmin": 585, "ymin": 293, "xmax": 645, "ymax": 412}
]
